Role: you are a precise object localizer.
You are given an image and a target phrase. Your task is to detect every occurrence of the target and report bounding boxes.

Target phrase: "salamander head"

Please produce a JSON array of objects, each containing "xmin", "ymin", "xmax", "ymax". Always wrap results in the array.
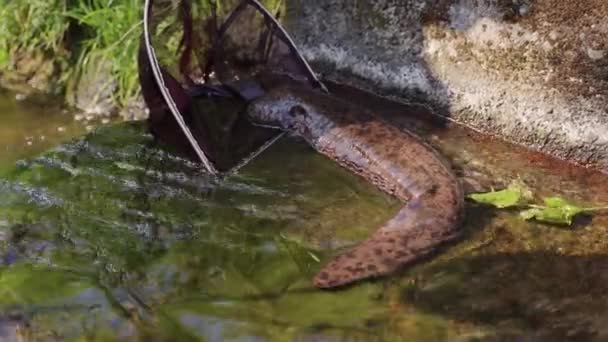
[{"xmin": 247, "ymin": 92, "xmax": 310, "ymax": 131}]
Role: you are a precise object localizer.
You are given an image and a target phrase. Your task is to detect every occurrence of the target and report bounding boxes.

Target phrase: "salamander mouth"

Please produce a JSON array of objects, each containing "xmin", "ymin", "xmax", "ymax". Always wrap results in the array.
[{"xmin": 249, "ymin": 120, "xmax": 283, "ymax": 130}]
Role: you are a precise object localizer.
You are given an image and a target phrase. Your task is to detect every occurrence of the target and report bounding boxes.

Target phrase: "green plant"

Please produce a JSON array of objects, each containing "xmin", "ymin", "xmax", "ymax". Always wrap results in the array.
[
  {"xmin": 0, "ymin": 0, "xmax": 287, "ymax": 107},
  {"xmin": 0, "ymin": 0, "xmax": 70, "ymax": 53},
  {"xmin": 468, "ymin": 180, "xmax": 608, "ymax": 225},
  {"xmin": 66, "ymin": 0, "xmax": 143, "ymax": 106}
]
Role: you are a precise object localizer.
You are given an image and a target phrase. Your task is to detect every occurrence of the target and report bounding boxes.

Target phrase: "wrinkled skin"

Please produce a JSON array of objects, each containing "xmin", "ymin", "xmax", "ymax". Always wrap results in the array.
[{"xmin": 247, "ymin": 84, "xmax": 465, "ymax": 289}]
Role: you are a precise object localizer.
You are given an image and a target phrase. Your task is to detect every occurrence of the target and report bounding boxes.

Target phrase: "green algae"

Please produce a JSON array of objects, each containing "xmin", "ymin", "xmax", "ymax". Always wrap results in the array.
[
  {"xmin": 0, "ymin": 265, "xmax": 91, "ymax": 306},
  {"xmin": 0, "ymin": 121, "xmax": 400, "ymax": 340}
]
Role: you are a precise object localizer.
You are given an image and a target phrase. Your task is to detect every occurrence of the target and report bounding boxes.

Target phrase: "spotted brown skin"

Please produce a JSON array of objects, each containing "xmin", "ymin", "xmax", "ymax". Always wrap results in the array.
[{"xmin": 247, "ymin": 85, "xmax": 465, "ymax": 289}]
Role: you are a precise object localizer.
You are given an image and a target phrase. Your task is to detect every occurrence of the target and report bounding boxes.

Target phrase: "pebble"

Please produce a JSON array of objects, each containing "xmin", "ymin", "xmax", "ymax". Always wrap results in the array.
[
  {"xmin": 57, "ymin": 126, "xmax": 66, "ymax": 133},
  {"xmin": 585, "ymin": 47, "xmax": 605, "ymax": 61},
  {"xmin": 101, "ymin": 118, "xmax": 110, "ymax": 124},
  {"xmin": 15, "ymin": 93, "xmax": 26, "ymax": 101},
  {"xmin": 85, "ymin": 125, "xmax": 94, "ymax": 132}
]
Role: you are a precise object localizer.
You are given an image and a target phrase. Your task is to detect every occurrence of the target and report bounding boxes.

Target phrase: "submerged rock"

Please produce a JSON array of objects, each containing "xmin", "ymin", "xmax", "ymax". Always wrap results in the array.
[{"xmin": 285, "ymin": 0, "xmax": 608, "ymax": 172}]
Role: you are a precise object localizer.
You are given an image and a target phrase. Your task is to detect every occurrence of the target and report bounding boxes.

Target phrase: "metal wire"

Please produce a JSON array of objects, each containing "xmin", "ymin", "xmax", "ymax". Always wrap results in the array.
[
  {"xmin": 213, "ymin": 0, "xmax": 329, "ymax": 175},
  {"xmin": 143, "ymin": 0, "xmax": 218, "ymax": 175},
  {"xmin": 142, "ymin": 0, "xmax": 327, "ymax": 176},
  {"xmin": 222, "ymin": 131, "xmax": 286, "ymax": 177},
  {"xmin": 235, "ymin": 0, "xmax": 328, "ymax": 93}
]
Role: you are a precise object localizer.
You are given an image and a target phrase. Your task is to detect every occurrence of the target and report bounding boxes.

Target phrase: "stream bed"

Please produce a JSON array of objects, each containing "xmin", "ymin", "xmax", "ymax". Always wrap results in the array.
[{"xmin": 1, "ymin": 87, "xmax": 608, "ymax": 341}]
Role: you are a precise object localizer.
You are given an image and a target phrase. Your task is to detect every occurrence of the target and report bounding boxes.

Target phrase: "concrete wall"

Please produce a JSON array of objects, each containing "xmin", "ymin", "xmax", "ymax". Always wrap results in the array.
[{"xmin": 285, "ymin": 0, "xmax": 608, "ymax": 172}]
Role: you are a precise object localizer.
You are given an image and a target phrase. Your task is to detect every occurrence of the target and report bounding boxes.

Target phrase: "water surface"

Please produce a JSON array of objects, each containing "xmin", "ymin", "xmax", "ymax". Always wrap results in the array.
[
  {"xmin": 1, "ymin": 88, "xmax": 608, "ymax": 341},
  {"xmin": 0, "ymin": 91, "xmax": 83, "ymax": 170}
]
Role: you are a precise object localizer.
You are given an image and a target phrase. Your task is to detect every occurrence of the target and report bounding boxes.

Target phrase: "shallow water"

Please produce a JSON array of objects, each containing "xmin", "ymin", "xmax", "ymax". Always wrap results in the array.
[
  {"xmin": 0, "ymin": 91, "xmax": 83, "ymax": 171},
  {"xmin": 1, "ymin": 87, "xmax": 608, "ymax": 341}
]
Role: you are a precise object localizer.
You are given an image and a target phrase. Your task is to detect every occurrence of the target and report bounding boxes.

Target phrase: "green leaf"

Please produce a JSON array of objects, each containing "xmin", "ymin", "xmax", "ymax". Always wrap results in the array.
[
  {"xmin": 467, "ymin": 180, "xmax": 532, "ymax": 208},
  {"xmin": 519, "ymin": 208, "xmax": 540, "ymax": 221},
  {"xmin": 543, "ymin": 196, "xmax": 578, "ymax": 209},
  {"xmin": 520, "ymin": 207, "xmax": 575, "ymax": 225},
  {"xmin": 520, "ymin": 197, "xmax": 586, "ymax": 225}
]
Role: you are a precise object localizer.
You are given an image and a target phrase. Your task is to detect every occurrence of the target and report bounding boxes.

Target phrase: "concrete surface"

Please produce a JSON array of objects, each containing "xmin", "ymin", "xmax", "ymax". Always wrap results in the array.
[{"xmin": 285, "ymin": 0, "xmax": 608, "ymax": 172}]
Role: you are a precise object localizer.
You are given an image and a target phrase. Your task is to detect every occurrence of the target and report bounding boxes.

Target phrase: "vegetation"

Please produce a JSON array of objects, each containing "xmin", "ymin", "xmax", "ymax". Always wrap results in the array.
[
  {"xmin": 66, "ymin": 0, "xmax": 143, "ymax": 106},
  {"xmin": 0, "ymin": 0, "xmax": 141, "ymax": 105},
  {"xmin": 0, "ymin": 0, "xmax": 283, "ymax": 110},
  {"xmin": 468, "ymin": 180, "xmax": 608, "ymax": 225},
  {"xmin": 0, "ymin": 0, "xmax": 70, "ymax": 66}
]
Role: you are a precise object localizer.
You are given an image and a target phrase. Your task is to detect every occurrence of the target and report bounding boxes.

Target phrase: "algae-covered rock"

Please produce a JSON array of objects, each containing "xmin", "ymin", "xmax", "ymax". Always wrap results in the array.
[{"xmin": 285, "ymin": 0, "xmax": 608, "ymax": 172}]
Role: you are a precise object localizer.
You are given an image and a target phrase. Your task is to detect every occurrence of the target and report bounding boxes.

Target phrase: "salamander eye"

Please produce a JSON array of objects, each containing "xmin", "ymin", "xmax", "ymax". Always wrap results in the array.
[{"xmin": 289, "ymin": 105, "xmax": 306, "ymax": 117}]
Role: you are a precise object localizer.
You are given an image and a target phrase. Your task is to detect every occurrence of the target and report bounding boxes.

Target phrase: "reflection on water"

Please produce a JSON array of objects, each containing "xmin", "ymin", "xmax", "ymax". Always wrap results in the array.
[{"xmin": 1, "ymin": 88, "xmax": 608, "ymax": 341}]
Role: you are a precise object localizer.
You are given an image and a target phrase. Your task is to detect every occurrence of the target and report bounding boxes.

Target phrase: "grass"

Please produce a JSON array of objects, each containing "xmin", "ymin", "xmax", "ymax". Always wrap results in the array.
[
  {"xmin": 0, "ymin": 0, "xmax": 70, "ymax": 66},
  {"xmin": 0, "ymin": 0, "xmax": 285, "ymax": 110},
  {"xmin": 65, "ymin": 0, "xmax": 142, "ymax": 106},
  {"xmin": 0, "ymin": 0, "xmax": 140, "ymax": 105}
]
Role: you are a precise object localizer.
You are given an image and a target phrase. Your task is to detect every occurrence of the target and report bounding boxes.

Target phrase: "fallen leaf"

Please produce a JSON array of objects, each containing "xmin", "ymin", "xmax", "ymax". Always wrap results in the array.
[
  {"xmin": 467, "ymin": 180, "xmax": 532, "ymax": 208},
  {"xmin": 520, "ymin": 197, "xmax": 586, "ymax": 225}
]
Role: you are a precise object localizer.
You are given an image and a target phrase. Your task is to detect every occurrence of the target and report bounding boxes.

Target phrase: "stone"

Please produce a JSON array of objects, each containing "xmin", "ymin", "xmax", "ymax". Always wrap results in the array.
[
  {"xmin": 0, "ymin": 48, "xmax": 59, "ymax": 95},
  {"xmin": 285, "ymin": 0, "xmax": 608, "ymax": 173},
  {"xmin": 68, "ymin": 56, "xmax": 117, "ymax": 118}
]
